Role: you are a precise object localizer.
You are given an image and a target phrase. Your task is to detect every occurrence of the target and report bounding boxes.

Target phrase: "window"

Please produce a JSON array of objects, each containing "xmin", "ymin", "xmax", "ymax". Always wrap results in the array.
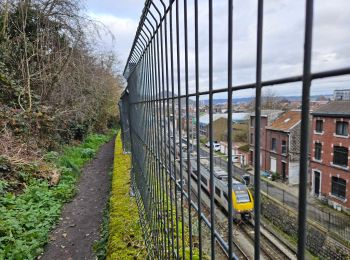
[
  {"xmin": 314, "ymin": 142, "xmax": 322, "ymax": 160},
  {"xmin": 281, "ymin": 140, "xmax": 287, "ymax": 154},
  {"xmin": 250, "ymin": 117, "xmax": 254, "ymax": 127},
  {"xmin": 336, "ymin": 121, "xmax": 349, "ymax": 136},
  {"xmin": 215, "ymin": 187, "xmax": 221, "ymax": 197},
  {"xmin": 200, "ymin": 175, "xmax": 207, "ymax": 185},
  {"xmin": 250, "ymin": 133, "xmax": 254, "ymax": 144},
  {"xmin": 223, "ymin": 192, "xmax": 228, "ymax": 201},
  {"xmin": 271, "ymin": 138, "xmax": 277, "ymax": 151},
  {"xmin": 235, "ymin": 190, "xmax": 251, "ymax": 203},
  {"xmin": 331, "ymin": 176, "xmax": 346, "ymax": 199},
  {"xmin": 333, "ymin": 146, "xmax": 348, "ymax": 167},
  {"xmin": 315, "ymin": 120, "xmax": 323, "ymax": 133}
]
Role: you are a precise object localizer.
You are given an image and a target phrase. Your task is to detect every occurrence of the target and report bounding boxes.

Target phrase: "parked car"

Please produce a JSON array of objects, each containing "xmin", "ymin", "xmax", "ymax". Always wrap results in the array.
[
  {"xmin": 213, "ymin": 143, "xmax": 221, "ymax": 152},
  {"xmin": 205, "ymin": 141, "xmax": 219, "ymax": 148}
]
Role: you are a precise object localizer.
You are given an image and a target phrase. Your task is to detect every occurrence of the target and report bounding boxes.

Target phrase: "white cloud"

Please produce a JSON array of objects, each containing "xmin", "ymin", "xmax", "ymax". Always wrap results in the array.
[
  {"xmin": 86, "ymin": 0, "xmax": 350, "ymax": 98},
  {"xmin": 88, "ymin": 13, "xmax": 139, "ymax": 67}
]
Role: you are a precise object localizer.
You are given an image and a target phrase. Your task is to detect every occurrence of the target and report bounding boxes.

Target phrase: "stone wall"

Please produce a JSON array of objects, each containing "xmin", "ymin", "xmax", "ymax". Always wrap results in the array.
[
  {"xmin": 289, "ymin": 123, "xmax": 301, "ymax": 161},
  {"xmin": 261, "ymin": 196, "xmax": 350, "ymax": 259}
]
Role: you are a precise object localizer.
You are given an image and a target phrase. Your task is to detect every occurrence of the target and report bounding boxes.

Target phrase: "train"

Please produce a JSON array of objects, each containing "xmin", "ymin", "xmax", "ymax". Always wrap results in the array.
[{"xmin": 188, "ymin": 160, "xmax": 254, "ymax": 220}]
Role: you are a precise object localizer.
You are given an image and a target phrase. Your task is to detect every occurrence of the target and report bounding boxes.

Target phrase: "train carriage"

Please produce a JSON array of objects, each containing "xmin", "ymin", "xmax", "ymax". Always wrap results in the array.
[{"xmin": 191, "ymin": 161, "xmax": 254, "ymax": 219}]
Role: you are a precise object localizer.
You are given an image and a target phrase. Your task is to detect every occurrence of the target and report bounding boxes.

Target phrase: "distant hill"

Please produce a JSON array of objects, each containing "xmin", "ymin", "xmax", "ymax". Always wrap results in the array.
[
  {"xmin": 200, "ymin": 94, "xmax": 332, "ymax": 105},
  {"xmin": 160, "ymin": 91, "xmax": 197, "ymax": 106}
]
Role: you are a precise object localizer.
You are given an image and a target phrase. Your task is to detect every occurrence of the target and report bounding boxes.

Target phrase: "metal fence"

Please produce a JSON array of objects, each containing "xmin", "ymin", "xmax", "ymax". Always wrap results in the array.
[
  {"xmin": 261, "ymin": 181, "xmax": 350, "ymax": 242},
  {"xmin": 119, "ymin": 90, "xmax": 131, "ymax": 153},
  {"xmin": 121, "ymin": 0, "xmax": 350, "ymax": 259}
]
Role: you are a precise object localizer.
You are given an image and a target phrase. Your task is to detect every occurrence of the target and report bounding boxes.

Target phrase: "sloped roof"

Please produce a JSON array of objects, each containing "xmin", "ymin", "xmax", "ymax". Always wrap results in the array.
[
  {"xmin": 267, "ymin": 110, "xmax": 301, "ymax": 132},
  {"xmin": 250, "ymin": 110, "xmax": 284, "ymax": 125},
  {"xmin": 199, "ymin": 113, "xmax": 250, "ymax": 125},
  {"xmin": 312, "ymin": 101, "xmax": 350, "ymax": 117}
]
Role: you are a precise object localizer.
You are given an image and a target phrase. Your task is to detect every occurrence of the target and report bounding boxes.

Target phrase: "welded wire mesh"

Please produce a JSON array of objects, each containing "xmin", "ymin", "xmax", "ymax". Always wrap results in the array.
[{"xmin": 120, "ymin": 0, "xmax": 350, "ymax": 259}]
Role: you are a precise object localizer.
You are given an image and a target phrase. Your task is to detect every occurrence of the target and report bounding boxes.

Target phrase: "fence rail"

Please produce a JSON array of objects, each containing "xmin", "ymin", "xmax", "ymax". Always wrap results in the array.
[{"xmin": 120, "ymin": 0, "xmax": 350, "ymax": 259}]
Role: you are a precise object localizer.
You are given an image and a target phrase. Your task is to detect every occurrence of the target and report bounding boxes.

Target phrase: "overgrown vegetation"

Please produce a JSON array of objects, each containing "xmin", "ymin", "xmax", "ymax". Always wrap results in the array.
[
  {"xmin": 232, "ymin": 123, "xmax": 248, "ymax": 143},
  {"xmin": 0, "ymin": 0, "xmax": 122, "ymax": 258},
  {"xmin": 0, "ymin": 132, "xmax": 113, "ymax": 259},
  {"xmin": 107, "ymin": 135, "xmax": 146, "ymax": 259},
  {"xmin": 0, "ymin": 0, "xmax": 122, "ymax": 159}
]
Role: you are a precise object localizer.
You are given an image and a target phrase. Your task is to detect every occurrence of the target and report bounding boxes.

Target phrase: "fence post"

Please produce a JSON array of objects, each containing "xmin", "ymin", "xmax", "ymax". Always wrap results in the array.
[
  {"xmin": 328, "ymin": 212, "xmax": 331, "ymax": 231},
  {"xmin": 283, "ymin": 190, "xmax": 285, "ymax": 205}
]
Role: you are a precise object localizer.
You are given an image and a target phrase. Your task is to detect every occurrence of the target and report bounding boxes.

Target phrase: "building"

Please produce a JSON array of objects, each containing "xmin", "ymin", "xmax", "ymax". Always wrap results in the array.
[
  {"xmin": 219, "ymin": 142, "xmax": 250, "ymax": 166},
  {"xmin": 249, "ymin": 110, "xmax": 302, "ymax": 185},
  {"xmin": 334, "ymin": 89, "xmax": 350, "ymax": 101},
  {"xmin": 265, "ymin": 111, "xmax": 301, "ymax": 184},
  {"xmin": 310, "ymin": 101, "xmax": 350, "ymax": 211},
  {"xmin": 199, "ymin": 113, "xmax": 250, "ymax": 141},
  {"xmin": 248, "ymin": 110, "xmax": 283, "ymax": 165},
  {"xmin": 213, "ymin": 103, "xmax": 227, "ymax": 113}
]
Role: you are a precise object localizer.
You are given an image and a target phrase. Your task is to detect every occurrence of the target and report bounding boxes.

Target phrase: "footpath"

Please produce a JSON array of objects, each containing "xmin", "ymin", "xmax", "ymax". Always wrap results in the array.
[{"xmin": 41, "ymin": 139, "xmax": 115, "ymax": 259}]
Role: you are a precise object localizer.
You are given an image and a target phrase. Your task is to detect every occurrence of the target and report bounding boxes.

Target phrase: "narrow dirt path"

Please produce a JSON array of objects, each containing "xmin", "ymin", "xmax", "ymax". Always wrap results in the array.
[{"xmin": 41, "ymin": 138, "xmax": 115, "ymax": 260}]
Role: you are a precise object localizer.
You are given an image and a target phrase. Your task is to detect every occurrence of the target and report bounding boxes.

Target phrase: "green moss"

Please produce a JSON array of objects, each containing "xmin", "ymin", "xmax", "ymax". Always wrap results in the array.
[
  {"xmin": 106, "ymin": 135, "xmax": 146, "ymax": 259},
  {"xmin": 106, "ymin": 135, "xmax": 208, "ymax": 259}
]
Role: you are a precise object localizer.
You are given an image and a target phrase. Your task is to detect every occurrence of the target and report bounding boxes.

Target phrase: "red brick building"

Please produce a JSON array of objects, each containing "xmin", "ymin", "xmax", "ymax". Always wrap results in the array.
[
  {"xmin": 310, "ymin": 101, "xmax": 350, "ymax": 210},
  {"xmin": 265, "ymin": 111, "xmax": 301, "ymax": 184},
  {"xmin": 249, "ymin": 110, "xmax": 283, "ymax": 166},
  {"xmin": 249, "ymin": 110, "xmax": 301, "ymax": 184}
]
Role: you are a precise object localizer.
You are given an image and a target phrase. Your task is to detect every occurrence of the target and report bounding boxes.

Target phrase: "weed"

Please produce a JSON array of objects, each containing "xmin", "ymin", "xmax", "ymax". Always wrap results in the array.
[
  {"xmin": 0, "ymin": 132, "xmax": 114, "ymax": 259},
  {"xmin": 0, "ymin": 179, "xmax": 8, "ymax": 194},
  {"xmin": 93, "ymin": 197, "xmax": 111, "ymax": 259}
]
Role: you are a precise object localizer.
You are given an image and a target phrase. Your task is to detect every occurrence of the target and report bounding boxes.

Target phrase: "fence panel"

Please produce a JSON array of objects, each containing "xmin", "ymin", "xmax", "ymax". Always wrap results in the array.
[{"xmin": 120, "ymin": 0, "xmax": 350, "ymax": 259}]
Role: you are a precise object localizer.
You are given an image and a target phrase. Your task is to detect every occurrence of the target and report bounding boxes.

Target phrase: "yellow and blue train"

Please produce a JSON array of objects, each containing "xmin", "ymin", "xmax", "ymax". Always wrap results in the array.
[{"xmin": 191, "ymin": 163, "xmax": 254, "ymax": 219}]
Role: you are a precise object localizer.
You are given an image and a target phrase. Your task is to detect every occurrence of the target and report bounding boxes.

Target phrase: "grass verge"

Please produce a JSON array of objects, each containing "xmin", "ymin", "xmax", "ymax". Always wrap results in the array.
[
  {"xmin": 106, "ymin": 134, "xmax": 146, "ymax": 259},
  {"xmin": 0, "ymin": 131, "xmax": 115, "ymax": 259}
]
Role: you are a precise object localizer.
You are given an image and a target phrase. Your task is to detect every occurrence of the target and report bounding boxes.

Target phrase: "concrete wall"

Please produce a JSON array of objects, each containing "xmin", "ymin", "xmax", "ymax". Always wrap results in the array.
[
  {"xmin": 288, "ymin": 161, "xmax": 299, "ymax": 185},
  {"xmin": 289, "ymin": 123, "xmax": 301, "ymax": 161}
]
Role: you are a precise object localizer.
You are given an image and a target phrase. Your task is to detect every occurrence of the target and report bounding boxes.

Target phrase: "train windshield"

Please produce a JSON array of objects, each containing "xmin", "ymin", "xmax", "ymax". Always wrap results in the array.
[
  {"xmin": 234, "ymin": 185, "xmax": 251, "ymax": 203},
  {"xmin": 235, "ymin": 190, "xmax": 251, "ymax": 203}
]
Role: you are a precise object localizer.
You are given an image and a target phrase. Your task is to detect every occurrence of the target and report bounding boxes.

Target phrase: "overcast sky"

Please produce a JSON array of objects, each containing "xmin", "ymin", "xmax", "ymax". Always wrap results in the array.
[{"xmin": 85, "ymin": 0, "xmax": 350, "ymax": 98}]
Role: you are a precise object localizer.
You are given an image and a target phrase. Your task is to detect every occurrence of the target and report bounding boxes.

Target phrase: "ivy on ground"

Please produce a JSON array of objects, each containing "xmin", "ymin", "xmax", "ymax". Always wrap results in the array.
[{"xmin": 0, "ymin": 133, "xmax": 113, "ymax": 259}]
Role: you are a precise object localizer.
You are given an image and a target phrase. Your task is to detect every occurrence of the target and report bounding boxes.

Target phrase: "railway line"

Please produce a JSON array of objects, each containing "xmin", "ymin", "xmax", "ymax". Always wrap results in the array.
[
  {"xmin": 239, "ymin": 221, "xmax": 295, "ymax": 260},
  {"xmin": 173, "ymin": 147, "xmax": 296, "ymax": 259},
  {"xmin": 163, "ymin": 134, "xmax": 296, "ymax": 259}
]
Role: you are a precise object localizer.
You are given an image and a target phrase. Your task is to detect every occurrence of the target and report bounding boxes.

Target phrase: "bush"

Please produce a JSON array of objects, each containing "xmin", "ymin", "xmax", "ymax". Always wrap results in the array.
[
  {"xmin": 0, "ymin": 132, "xmax": 113, "ymax": 259},
  {"xmin": 271, "ymin": 172, "xmax": 280, "ymax": 181}
]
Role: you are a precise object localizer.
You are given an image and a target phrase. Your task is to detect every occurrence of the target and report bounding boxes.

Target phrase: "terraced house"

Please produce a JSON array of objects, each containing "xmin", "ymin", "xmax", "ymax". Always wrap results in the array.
[
  {"xmin": 249, "ymin": 110, "xmax": 302, "ymax": 184},
  {"xmin": 310, "ymin": 101, "xmax": 350, "ymax": 211},
  {"xmin": 264, "ymin": 111, "xmax": 302, "ymax": 185}
]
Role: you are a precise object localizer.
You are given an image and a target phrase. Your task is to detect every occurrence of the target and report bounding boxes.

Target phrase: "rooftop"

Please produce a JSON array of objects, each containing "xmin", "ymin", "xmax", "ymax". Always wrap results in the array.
[
  {"xmin": 312, "ymin": 101, "xmax": 350, "ymax": 117},
  {"xmin": 250, "ymin": 109, "xmax": 284, "ymax": 118},
  {"xmin": 199, "ymin": 113, "xmax": 250, "ymax": 125},
  {"xmin": 267, "ymin": 110, "xmax": 301, "ymax": 132}
]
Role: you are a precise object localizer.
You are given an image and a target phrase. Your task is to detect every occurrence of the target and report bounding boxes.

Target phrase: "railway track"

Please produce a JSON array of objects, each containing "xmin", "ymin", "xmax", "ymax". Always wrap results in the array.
[
  {"xmin": 216, "ymin": 219, "xmax": 250, "ymax": 260},
  {"xmin": 238, "ymin": 221, "xmax": 295, "ymax": 260},
  {"xmin": 171, "ymin": 147, "xmax": 296, "ymax": 259},
  {"xmin": 178, "ymin": 169, "xmax": 295, "ymax": 259}
]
